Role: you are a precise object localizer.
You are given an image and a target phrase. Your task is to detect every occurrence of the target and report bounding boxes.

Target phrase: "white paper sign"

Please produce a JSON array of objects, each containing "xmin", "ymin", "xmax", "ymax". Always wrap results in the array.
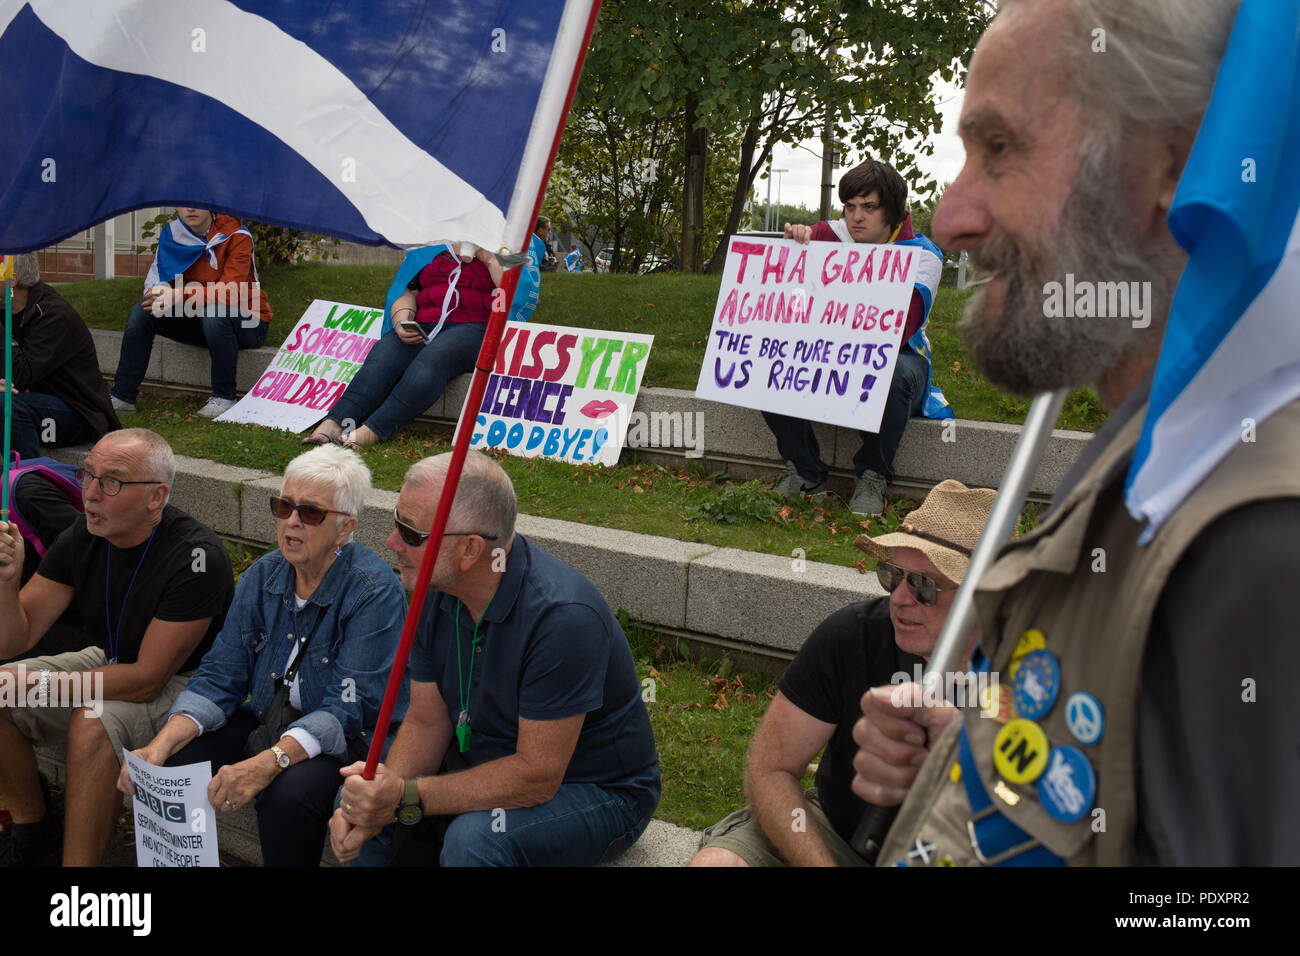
[
  {"xmin": 216, "ymin": 299, "xmax": 384, "ymax": 431},
  {"xmin": 694, "ymin": 236, "xmax": 917, "ymax": 433},
  {"xmin": 124, "ymin": 752, "xmax": 219, "ymax": 867},
  {"xmin": 455, "ymin": 321, "xmax": 654, "ymax": 466}
]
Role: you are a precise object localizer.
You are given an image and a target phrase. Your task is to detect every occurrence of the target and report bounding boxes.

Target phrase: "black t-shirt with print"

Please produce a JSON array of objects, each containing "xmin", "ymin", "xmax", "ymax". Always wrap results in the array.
[
  {"xmin": 37, "ymin": 506, "xmax": 233, "ymax": 671},
  {"xmin": 778, "ymin": 596, "xmax": 925, "ymax": 845}
]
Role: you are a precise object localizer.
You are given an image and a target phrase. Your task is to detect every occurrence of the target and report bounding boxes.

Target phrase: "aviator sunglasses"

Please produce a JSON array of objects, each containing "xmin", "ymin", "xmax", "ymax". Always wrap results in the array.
[
  {"xmin": 875, "ymin": 559, "xmax": 959, "ymax": 607},
  {"xmin": 393, "ymin": 509, "xmax": 499, "ymax": 548},
  {"xmin": 269, "ymin": 496, "xmax": 351, "ymax": 526}
]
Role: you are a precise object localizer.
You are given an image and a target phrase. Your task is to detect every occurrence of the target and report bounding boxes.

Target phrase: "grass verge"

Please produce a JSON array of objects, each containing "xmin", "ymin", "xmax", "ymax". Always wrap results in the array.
[
  {"xmin": 122, "ymin": 394, "xmax": 975, "ymax": 570},
  {"xmin": 62, "ymin": 266, "xmax": 1106, "ymax": 431}
]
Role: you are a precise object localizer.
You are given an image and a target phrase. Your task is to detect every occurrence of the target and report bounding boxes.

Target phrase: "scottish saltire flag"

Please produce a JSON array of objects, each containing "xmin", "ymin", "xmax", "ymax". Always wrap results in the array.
[
  {"xmin": 1125, "ymin": 0, "xmax": 1300, "ymax": 541},
  {"xmin": 0, "ymin": 0, "xmax": 597, "ymax": 253},
  {"xmin": 144, "ymin": 217, "xmax": 252, "ymax": 288}
]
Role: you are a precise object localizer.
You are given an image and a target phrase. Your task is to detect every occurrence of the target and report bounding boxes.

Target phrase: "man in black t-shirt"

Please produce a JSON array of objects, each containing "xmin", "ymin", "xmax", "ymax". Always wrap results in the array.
[
  {"xmin": 690, "ymin": 480, "xmax": 999, "ymax": 866},
  {"xmin": 0, "ymin": 428, "xmax": 232, "ymax": 866}
]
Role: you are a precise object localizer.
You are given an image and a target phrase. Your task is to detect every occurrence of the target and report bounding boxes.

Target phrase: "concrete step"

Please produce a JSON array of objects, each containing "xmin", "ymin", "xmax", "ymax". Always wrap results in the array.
[
  {"xmin": 46, "ymin": 444, "xmax": 885, "ymax": 659},
  {"xmin": 35, "ymin": 749, "xmax": 697, "ymax": 866},
  {"xmin": 87, "ymin": 328, "xmax": 1090, "ymax": 498}
]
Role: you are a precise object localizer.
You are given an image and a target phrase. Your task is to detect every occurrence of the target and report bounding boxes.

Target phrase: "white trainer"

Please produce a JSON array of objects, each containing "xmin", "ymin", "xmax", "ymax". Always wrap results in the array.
[{"xmin": 198, "ymin": 396, "xmax": 237, "ymax": 419}]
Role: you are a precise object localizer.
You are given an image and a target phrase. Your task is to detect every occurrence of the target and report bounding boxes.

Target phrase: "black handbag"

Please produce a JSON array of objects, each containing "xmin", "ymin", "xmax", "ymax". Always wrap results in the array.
[{"xmin": 244, "ymin": 638, "xmax": 308, "ymax": 758}]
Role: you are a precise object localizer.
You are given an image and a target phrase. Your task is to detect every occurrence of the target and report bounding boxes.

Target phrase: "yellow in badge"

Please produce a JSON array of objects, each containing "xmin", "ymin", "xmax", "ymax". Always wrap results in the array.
[
  {"xmin": 938, "ymin": 856, "xmax": 956, "ymax": 867},
  {"xmin": 950, "ymin": 761, "xmax": 962, "ymax": 783},
  {"xmin": 993, "ymin": 719, "xmax": 1049, "ymax": 784}
]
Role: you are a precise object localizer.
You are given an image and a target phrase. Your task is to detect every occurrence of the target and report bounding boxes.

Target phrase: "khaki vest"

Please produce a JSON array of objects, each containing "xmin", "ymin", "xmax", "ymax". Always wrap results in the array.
[{"xmin": 877, "ymin": 397, "xmax": 1300, "ymax": 866}]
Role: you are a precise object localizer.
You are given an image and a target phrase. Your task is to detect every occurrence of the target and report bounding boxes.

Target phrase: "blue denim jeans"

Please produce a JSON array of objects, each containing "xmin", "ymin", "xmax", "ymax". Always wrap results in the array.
[
  {"xmin": 761, "ymin": 347, "xmax": 929, "ymax": 484},
  {"xmin": 380, "ymin": 782, "xmax": 649, "ymax": 867},
  {"xmin": 4, "ymin": 391, "xmax": 90, "ymax": 459},
  {"xmin": 112, "ymin": 301, "xmax": 269, "ymax": 401},
  {"xmin": 328, "ymin": 322, "xmax": 486, "ymax": 439}
]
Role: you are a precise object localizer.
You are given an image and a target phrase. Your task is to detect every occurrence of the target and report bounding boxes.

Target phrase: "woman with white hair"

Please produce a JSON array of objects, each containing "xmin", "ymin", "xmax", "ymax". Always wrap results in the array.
[{"xmin": 118, "ymin": 444, "xmax": 408, "ymax": 866}]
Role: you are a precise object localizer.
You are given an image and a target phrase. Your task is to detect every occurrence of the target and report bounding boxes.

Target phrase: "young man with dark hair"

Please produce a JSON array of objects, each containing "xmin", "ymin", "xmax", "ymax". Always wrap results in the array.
[{"xmin": 766, "ymin": 159, "xmax": 951, "ymax": 515}]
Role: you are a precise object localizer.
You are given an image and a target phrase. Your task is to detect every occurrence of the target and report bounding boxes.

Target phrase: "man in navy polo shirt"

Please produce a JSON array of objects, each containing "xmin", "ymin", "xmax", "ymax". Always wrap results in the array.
[{"xmin": 329, "ymin": 451, "xmax": 659, "ymax": 866}]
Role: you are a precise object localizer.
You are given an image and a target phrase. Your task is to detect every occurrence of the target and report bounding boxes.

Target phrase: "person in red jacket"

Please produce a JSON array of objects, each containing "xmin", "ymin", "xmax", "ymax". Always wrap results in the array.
[
  {"xmin": 110, "ymin": 207, "xmax": 272, "ymax": 418},
  {"xmin": 304, "ymin": 242, "xmax": 502, "ymax": 448},
  {"xmin": 767, "ymin": 160, "xmax": 948, "ymax": 515}
]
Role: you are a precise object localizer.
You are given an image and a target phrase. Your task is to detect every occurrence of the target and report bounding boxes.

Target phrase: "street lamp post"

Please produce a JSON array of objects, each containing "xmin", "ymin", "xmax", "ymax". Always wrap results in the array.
[{"xmin": 766, "ymin": 167, "xmax": 788, "ymax": 232}]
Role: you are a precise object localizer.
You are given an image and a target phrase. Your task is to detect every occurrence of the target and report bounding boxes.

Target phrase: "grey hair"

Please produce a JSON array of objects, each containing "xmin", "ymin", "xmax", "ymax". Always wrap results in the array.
[
  {"xmin": 282, "ymin": 444, "xmax": 371, "ymax": 540},
  {"xmin": 101, "ymin": 428, "xmax": 175, "ymax": 505},
  {"xmin": 1003, "ymin": 0, "xmax": 1240, "ymax": 137},
  {"xmin": 404, "ymin": 450, "xmax": 517, "ymax": 548},
  {"xmin": 13, "ymin": 253, "xmax": 40, "ymax": 289}
]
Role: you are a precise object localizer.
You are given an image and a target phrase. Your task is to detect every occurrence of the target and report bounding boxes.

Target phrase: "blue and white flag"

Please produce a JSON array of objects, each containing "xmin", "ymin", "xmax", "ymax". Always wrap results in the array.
[
  {"xmin": 0, "ymin": 0, "xmax": 597, "ymax": 254},
  {"xmin": 144, "ymin": 217, "xmax": 252, "ymax": 288},
  {"xmin": 1125, "ymin": 0, "xmax": 1300, "ymax": 541}
]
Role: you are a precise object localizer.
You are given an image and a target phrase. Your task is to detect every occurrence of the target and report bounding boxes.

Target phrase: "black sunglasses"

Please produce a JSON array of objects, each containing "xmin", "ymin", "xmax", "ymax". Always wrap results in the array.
[
  {"xmin": 269, "ymin": 496, "xmax": 351, "ymax": 526},
  {"xmin": 393, "ymin": 509, "xmax": 499, "ymax": 548},
  {"xmin": 76, "ymin": 468, "xmax": 164, "ymax": 497},
  {"xmin": 875, "ymin": 560, "xmax": 959, "ymax": 607}
]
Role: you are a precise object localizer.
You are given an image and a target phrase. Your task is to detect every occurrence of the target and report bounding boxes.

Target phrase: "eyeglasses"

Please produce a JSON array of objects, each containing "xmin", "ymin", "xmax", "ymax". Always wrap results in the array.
[
  {"xmin": 269, "ymin": 496, "xmax": 351, "ymax": 526},
  {"xmin": 76, "ymin": 468, "xmax": 164, "ymax": 497},
  {"xmin": 392, "ymin": 509, "xmax": 498, "ymax": 548},
  {"xmin": 875, "ymin": 560, "xmax": 959, "ymax": 607}
]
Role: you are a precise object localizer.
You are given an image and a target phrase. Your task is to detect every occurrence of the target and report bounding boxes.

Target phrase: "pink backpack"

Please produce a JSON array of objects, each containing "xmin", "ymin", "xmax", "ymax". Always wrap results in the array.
[{"xmin": 4, "ymin": 452, "xmax": 83, "ymax": 557}]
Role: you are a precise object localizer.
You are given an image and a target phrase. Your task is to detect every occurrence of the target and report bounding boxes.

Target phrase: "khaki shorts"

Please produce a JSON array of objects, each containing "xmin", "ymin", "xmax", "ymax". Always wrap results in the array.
[
  {"xmin": 4, "ymin": 646, "xmax": 190, "ymax": 760},
  {"xmin": 698, "ymin": 788, "xmax": 869, "ymax": 867}
]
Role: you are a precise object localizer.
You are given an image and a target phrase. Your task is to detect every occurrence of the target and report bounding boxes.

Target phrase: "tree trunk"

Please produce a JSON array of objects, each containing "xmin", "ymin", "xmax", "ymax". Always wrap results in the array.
[
  {"xmin": 707, "ymin": 118, "xmax": 760, "ymax": 274},
  {"xmin": 681, "ymin": 93, "xmax": 708, "ymax": 273}
]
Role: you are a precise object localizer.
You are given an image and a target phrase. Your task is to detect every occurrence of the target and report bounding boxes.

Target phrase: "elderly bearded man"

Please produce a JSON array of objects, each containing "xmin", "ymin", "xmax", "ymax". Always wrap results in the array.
[{"xmin": 854, "ymin": 0, "xmax": 1300, "ymax": 866}]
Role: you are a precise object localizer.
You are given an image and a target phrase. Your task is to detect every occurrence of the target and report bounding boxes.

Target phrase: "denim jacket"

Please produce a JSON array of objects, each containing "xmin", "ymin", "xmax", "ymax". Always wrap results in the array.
[{"xmin": 171, "ymin": 542, "xmax": 410, "ymax": 759}]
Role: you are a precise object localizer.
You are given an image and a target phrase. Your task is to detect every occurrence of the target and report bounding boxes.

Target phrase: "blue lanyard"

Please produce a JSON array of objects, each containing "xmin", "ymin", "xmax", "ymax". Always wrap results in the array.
[{"xmin": 103, "ymin": 525, "xmax": 160, "ymax": 665}]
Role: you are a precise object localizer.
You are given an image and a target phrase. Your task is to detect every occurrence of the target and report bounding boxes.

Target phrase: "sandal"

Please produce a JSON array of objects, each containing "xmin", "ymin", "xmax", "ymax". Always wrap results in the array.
[{"xmin": 300, "ymin": 432, "xmax": 335, "ymax": 446}]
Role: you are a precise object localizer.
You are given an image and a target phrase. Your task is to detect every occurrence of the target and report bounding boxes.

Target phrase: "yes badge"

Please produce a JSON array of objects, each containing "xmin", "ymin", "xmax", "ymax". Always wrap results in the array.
[{"xmin": 1037, "ymin": 746, "xmax": 1096, "ymax": 822}]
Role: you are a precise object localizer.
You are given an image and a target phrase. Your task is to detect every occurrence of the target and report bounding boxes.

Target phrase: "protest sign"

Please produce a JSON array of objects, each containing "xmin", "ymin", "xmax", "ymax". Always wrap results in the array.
[
  {"xmin": 455, "ymin": 321, "xmax": 653, "ymax": 466},
  {"xmin": 216, "ymin": 299, "xmax": 383, "ymax": 431},
  {"xmin": 694, "ymin": 236, "xmax": 917, "ymax": 433},
  {"xmin": 124, "ymin": 751, "xmax": 219, "ymax": 867}
]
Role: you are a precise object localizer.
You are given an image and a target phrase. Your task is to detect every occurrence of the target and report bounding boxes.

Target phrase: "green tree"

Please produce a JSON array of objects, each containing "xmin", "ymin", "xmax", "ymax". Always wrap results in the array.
[{"xmin": 581, "ymin": 0, "xmax": 990, "ymax": 273}]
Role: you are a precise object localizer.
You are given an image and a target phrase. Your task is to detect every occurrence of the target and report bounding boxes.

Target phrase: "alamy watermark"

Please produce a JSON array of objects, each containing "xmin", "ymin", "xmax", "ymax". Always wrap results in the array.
[
  {"xmin": 1042, "ymin": 273, "xmax": 1151, "ymax": 328},
  {"xmin": 147, "ymin": 277, "xmax": 262, "ymax": 324},
  {"xmin": 889, "ymin": 665, "xmax": 1000, "ymax": 716},
  {"xmin": 0, "ymin": 666, "xmax": 104, "ymax": 717}
]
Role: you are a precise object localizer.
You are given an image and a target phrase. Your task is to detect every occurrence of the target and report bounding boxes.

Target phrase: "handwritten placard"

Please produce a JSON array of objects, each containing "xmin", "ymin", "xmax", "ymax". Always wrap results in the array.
[
  {"xmin": 694, "ymin": 236, "xmax": 917, "ymax": 432},
  {"xmin": 455, "ymin": 321, "xmax": 653, "ymax": 466},
  {"xmin": 217, "ymin": 299, "xmax": 383, "ymax": 431}
]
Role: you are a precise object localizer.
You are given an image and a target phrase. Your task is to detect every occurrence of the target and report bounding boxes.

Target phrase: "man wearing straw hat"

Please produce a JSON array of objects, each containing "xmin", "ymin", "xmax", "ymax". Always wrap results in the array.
[{"xmin": 690, "ymin": 480, "xmax": 998, "ymax": 866}]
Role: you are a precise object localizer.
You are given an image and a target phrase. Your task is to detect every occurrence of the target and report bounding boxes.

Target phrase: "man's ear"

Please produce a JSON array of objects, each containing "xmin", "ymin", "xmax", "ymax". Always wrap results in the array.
[
  {"xmin": 149, "ymin": 482, "xmax": 170, "ymax": 513},
  {"xmin": 1156, "ymin": 128, "xmax": 1197, "ymax": 215}
]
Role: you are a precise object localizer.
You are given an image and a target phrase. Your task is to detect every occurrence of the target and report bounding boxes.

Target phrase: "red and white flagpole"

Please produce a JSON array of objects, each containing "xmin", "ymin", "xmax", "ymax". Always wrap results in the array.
[{"xmin": 362, "ymin": 1, "xmax": 606, "ymax": 777}]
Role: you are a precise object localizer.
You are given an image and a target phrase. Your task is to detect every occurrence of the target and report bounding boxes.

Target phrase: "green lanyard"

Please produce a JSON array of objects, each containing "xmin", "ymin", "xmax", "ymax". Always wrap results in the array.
[{"xmin": 454, "ymin": 597, "xmax": 491, "ymax": 753}]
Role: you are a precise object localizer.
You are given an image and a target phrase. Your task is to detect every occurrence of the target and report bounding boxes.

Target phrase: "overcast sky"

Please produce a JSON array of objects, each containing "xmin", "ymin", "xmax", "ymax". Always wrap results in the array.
[{"xmin": 755, "ymin": 75, "xmax": 968, "ymax": 216}]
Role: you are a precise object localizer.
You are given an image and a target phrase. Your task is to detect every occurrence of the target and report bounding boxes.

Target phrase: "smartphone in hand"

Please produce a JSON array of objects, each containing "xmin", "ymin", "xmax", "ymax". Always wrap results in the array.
[{"xmin": 400, "ymin": 320, "xmax": 431, "ymax": 341}]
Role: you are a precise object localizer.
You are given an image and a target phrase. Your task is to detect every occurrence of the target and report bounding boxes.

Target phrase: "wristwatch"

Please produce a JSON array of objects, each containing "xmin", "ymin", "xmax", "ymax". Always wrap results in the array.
[
  {"xmin": 396, "ymin": 778, "xmax": 424, "ymax": 826},
  {"xmin": 270, "ymin": 745, "xmax": 291, "ymax": 769}
]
